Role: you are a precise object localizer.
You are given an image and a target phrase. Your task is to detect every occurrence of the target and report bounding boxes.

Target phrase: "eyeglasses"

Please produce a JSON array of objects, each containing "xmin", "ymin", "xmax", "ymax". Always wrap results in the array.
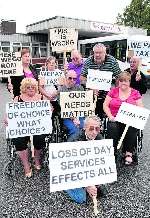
[
  {"xmin": 68, "ymin": 77, "xmax": 77, "ymax": 81},
  {"xmin": 88, "ymin": 126, "xmax": 100, "ymax": 132},
  {"xmin": 26, "ymin": 85, "xmax": 35, "ymax": 89}
]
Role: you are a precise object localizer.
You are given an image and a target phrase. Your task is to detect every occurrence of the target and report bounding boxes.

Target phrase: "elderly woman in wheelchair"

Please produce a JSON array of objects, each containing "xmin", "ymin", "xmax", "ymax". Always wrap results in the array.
[
  {"xmin": 103, "ymin": 71, "xmax": 143, "ymax": 165},
  {"xmin": 5, "ymin": 78, "xmax": 51, "ymax": 178}
]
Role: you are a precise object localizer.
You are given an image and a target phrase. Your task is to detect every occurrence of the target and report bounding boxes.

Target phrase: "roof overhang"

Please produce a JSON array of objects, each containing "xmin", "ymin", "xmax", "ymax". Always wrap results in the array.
[{"xmin": 26, "ymin": 16, "xmax": 124, "ymax": 39}]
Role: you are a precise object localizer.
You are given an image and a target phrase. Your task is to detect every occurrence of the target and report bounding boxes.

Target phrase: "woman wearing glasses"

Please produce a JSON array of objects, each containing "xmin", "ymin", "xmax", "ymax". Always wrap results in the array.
[
  {"xmin": 103, "ymin": 71, "xmax": 143, "ymax": 165},
  {"xmin": 10, "ymin": 78, "xmax": 49, "ymax": 177}
]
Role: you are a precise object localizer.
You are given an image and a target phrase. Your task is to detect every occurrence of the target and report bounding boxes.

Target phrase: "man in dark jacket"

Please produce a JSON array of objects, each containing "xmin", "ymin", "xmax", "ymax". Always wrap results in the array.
[
  {"xmin": 126, "ymin": 56, "xmax": 147, "ymax": 95},
  {"xmin": 64, "ymin": 115, "xmax": 105, "ymax": 204}
]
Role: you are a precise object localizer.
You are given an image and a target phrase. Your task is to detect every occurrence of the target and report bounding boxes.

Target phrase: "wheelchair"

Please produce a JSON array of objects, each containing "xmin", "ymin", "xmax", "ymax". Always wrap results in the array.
[
  {"xmin": 4, "ymin": 137, "xmax": 35, "ymax": 177},
  {"xmin": 4, "ymin": 138, "xmax": 17, "ymax": 177},
  {"xmin": 101, "ymin": 117, "xmax": 143, "ymax": 165},
  {"xmin": 42, "ymin": 114, "xmax": 68, "ymax": 168},
  {"xmin": 4, "ymin": 134, "xmax": 49, "ymax": 177}
]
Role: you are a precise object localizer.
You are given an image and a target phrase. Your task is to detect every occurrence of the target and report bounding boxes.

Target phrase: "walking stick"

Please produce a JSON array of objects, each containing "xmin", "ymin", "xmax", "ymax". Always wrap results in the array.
[
  {"xmin": 30, "ymin": 135, "xmax": 34, "ymax": 158},
  {"xmin": 117, "ymin": 124, "xmax": 129, "ymax": 150},
  {"xmin": 93, "ymin": 196, "xmax": 99, "ymax": 216}
]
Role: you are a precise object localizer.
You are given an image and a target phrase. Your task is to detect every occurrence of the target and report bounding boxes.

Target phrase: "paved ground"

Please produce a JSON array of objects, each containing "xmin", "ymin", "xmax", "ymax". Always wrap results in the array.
[{"xmin": 0, "ymin": 82, "xmax": 150, "ymax": 218}]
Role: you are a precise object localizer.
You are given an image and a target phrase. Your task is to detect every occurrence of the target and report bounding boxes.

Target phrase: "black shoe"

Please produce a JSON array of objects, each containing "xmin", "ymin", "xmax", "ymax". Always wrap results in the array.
[{"xmin": 97, "ymin": 185, "xmax": 108, "ymax": 198}]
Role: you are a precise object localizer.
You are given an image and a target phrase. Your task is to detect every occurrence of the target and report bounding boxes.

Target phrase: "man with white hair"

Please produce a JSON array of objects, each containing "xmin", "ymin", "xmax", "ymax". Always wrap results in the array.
[
  {"xmin": 64, "ymin": 115, "xmax": 106, "ymax": 204},
  {"xmin": 126, "ymin": 56, "xmax": 147, "ymax": 95},
  {"xmin": 81, "ymin": 43, "xmax": 121, "ymax": 118}
]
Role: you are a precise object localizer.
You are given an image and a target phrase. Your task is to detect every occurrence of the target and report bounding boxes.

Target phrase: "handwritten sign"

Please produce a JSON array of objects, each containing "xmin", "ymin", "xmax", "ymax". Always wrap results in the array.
[
  {"xmin": 49, "ymin": 139, "xmax": 117, "ymax": 192},
  {"xmin": 0, "ymin": 52, "xmax": 23, "ymax": 77},
  {"xmin": 39, "ymin": 70, "xmax": 64, "ymax": 86},
  {"xmin": 60, "ymin": 90, "xmax": 95, "ymax": 118},
  {"xmin": 86, "ymin": 70, "xmax": 112, "ymax": 91},
  {"xmin": 6, "ymin": 100, "xmax": 52, "ymax": 138},
  {"xmin": 115, "ymin": 102, "xmax": 150, "ymax": 130},
  {"xmin": 50, "ymin": 28, "xmax": 78, "ymax": 52},
  {"xmin": 128, "ymin": 40, "xmax": 150, "ymax": 60}
]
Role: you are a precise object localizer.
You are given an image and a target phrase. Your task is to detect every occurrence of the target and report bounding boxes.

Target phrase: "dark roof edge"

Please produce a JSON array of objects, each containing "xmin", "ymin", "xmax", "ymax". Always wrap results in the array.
[
  {"xmin": 26, "ymin": 16, "xmax": 58, "ymax": 27},
  {"xmin": 26, "ymin": 15, "xmax": 107, "ymax": 28},
  {"xmin": 26, "ymin": 15, "xmax": 123, "ymax": 28}
]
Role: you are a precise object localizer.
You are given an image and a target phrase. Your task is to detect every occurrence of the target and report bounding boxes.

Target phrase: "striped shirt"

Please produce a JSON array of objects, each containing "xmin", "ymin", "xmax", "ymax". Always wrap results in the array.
[{"xmin": 81, "ymin": 55, "xmax": 121, "ymax": 78}]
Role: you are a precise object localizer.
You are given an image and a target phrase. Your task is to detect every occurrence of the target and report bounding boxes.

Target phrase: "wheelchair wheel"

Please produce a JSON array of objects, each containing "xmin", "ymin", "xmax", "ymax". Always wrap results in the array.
[
  {"xmin": 4, "ymin": 160, "xmax": 16, "ymax": 177},
  {"xmin": 137, "ymin": 130, "xmax": 143, "ymax": 152},
  {"xmin": 43, "ymin": 138, "xmax": 49, "ymax": 168},
  {"xmin": 52, "ymin": 115, "xmax": 64, "ymax": 143},
  {"xmin": 101, "ymin": 117, "xmax": 109, "ymax": 139},
  {"xmin": 6, "ymin": 139, "xmax": 12, "ymax": 156}
]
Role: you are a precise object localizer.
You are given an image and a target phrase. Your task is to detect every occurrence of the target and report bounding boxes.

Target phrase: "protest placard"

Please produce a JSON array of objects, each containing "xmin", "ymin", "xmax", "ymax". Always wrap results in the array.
[
  {"xmin": 0, "ymin": 52, "xmax": 23, "ymax": 77},
  {"xmin": 86, "ymin": 69, "xmax": 112, "ymax": 91},
  {"xmin": 60, "ymin": 90, "xmax": 95, "ymax": 118},
  {"xmin": 115, "ymin": 102, "xmax": 150, "ymax": 130},
  {"xmin": 50, "ymin": 28, "xmax": 78, "ymax": 52},
  {"xmin": 39, "ymin": 69, "xmax": 64, "ymax": 86},
  {"xmin": 128, "ymin": 40, "xmax": 150, "ymax": 60},
  {"xmin": 6, "ymin": 100, "xmax": 52, "ymax": 138},
  {"xmin": 49, "ymin": 139, "xmax": 117, "ymax": 192}
]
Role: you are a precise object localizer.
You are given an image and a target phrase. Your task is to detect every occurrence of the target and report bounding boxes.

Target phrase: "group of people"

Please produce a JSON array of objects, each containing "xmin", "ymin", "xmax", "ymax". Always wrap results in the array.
[{"xmin": 5, "ymin": 43, "xmax": 147, "ymax": 202}]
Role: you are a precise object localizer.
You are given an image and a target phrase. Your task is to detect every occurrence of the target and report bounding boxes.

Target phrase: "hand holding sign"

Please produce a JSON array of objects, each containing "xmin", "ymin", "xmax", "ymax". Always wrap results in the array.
[
  {"xmin": 49, "ymin": 139, "xmax": 117, "ymax": 192},
  {"xmin": 60, "ymin": 90, "xmax": 95, "ymax": 118},
  {"xmin": 6, "ymin": 100, "xmax": 52, "ymax": 138},
  {"xmin": 115, "ymin": 102, "xmax": 150, "ymax": 149},
  {"xmin": 86, "ymin": 70, "xmax": 112, "ymax": 91},
  {"xmin": 0, "ymin": 52, "xmax": 23, "ymax": 78},
  {"xmin": 50, "ymin": 28, "xmax": 78, "ymax": 52}
]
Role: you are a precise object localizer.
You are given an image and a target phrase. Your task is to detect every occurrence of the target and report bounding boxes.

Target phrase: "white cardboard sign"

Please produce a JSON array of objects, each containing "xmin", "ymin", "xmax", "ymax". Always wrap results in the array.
[
  {"xmin": 115, "ymin": 102, "xmax": 150, "ymax": 130},
  {"xmin": 49, "ymin": 139, "xmax": 117, "ymax": 192},
  {"xmin": 0, "ymin": 52, "xmax": 23, "ymax": 77},
  {"xmin": 50, "ymin": 28, "xmax": 78, "ymax": 52},
  {"xmin": 60, "ymin": 90, "xmax": 95, "ymax": 118},
  {"xmin": 128, "ymin": 40, "xmax": 150, "ymax": 60},
  {"xmin": 86, "ymin": 70, "xmax": 112, "ymax": 91},
  {"xmin": 39, "ymin": 70, "xmax": 64, "ymax": 86},
  {"xmin": 6, "ymin": 100, "xmax": 52, "ymax": 138}
]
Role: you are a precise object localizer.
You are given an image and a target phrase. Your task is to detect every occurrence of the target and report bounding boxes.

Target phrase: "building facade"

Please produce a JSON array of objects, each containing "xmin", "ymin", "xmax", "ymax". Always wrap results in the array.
[{"xmin": 0, "ymin": 16, "xmax": 147, "ymax": 66}]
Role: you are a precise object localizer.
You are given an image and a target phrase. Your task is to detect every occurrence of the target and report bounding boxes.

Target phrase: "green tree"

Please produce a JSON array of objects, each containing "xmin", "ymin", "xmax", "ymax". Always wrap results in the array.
[{"xmin": 116, "ymin": 0, "xmax": 150, "ymax": 35}]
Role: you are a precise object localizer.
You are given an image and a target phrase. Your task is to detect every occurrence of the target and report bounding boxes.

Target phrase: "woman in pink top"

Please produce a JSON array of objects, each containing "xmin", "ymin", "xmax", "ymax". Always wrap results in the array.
[{"xmin": 103, "ymin": 71, "xmax": 143, "ymax": 165}]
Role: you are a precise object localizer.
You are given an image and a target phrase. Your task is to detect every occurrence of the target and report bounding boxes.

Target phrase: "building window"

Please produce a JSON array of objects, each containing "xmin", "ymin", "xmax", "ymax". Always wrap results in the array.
[
  {"xmin": 22, "ymin": 43, "xmax": 30, "ymax": 47},
  {"xmin": 32, "ymin": 46, "xmax": 40, "ymax": 58},
  {"xmin": 1, "ymin": 41, "xmax": 10, "ymax": 52},
  {"xmin": 1, "ymin": 41, "xmax": 10, "ymax": 46},
  {"xmin": 40, "ymin": 47, "xmax": 47, "ymax": 57},
  {"xmin": 13, "ymin": 46, "xmax": 21, "ymax": 52},
  {"xmin": 1, "ymin": 47, "xmax": 10, "ymax": 52}
]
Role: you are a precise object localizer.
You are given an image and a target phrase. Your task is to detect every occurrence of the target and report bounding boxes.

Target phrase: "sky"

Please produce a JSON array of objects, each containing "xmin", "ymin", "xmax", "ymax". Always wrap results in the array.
[{"xmin": 0, "ymin": 0, "xmax": 132, "ymax": 33}]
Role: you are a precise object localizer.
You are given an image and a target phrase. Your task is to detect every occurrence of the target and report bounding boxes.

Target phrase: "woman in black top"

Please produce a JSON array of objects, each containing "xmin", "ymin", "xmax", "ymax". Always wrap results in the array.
[{"xmin": 8, "ymin": 48, "xmax": 38, "ymax": 97}]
